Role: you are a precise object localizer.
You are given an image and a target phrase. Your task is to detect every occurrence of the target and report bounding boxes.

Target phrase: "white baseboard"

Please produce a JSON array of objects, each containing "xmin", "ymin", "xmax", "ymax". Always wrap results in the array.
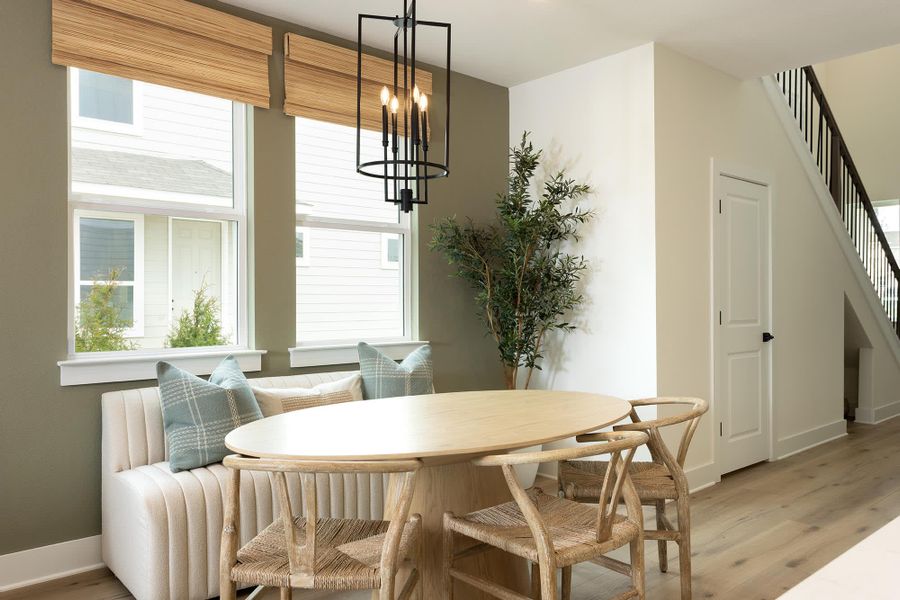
[
  {"xmin": 856, "ymin": 401, "xmax": 900, "ymax": 425},
  {"xmin": 684, "ymin": 461, "xmax": 720, "ymax": 493},
  {"xmin": 775, "ymin": 420, "xmax": 847, "ymax": 460},
  {"xmin": 0, "ymin": 535, "xmax": 104, "ymax": 593}
]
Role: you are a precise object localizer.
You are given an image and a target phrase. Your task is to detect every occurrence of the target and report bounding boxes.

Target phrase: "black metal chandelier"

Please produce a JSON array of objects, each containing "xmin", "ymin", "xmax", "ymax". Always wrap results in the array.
[{"xmin": 356, "ymin": 0, "xmax": 451, "ymax": 213}]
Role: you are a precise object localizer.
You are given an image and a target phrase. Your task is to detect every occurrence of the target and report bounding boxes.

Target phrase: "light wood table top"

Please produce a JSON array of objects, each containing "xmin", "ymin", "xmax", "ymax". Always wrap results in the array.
[{"xmin": 225, "ymin": 389, "xmax": 631, "ymax": 461}]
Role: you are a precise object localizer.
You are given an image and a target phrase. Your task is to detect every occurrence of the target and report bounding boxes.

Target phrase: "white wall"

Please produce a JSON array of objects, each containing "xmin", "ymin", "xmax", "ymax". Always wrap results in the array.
[
  {"xmin": 509, "ymin": 44, "xmax": 658, "ymax": 474},
  {"xmin": 815, "ymin": 45, "xmax": 900, "ymax": 203},
  {"xmin": 653, "ymin": 45, "xmax": 900, "ymax": 487}
]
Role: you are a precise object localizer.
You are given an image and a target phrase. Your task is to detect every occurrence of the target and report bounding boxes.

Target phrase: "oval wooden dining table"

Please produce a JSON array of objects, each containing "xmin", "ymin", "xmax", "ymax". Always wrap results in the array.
[{"xmin": 225, "ymin": 389, "xmax": 631, "ymax": 599}]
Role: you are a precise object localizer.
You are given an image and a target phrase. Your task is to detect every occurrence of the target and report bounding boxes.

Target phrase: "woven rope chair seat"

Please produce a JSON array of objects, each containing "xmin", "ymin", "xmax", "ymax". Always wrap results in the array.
[
  {"xmin": 560, "ymin": 460, "xmax": 677, "ymax": 501},
  {"xmin": 445, "ymin": 489, "xmax": 640, "ymax": 568},
  {"xmin": 232, "ymin": 516, "xmax": 420, "ymax": 590}
]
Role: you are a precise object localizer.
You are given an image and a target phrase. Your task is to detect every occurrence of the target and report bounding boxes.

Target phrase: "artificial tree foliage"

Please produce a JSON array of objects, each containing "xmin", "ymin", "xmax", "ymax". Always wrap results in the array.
[
  {"xmin": 430, "ymin": 133, "xmax": 592, "ymax": 389},
  {"xmin": 166, "ymin": 283, "xmax": 230, "ymax": 348},
  {"xmin": 75, "ymin": 267, "xmax": 136, "ymax": 352}
]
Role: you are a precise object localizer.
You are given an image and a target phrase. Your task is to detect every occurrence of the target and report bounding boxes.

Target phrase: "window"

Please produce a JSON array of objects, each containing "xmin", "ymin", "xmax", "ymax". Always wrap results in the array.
[
  {"xmin": 71, "ymin": 68, "xmax": 142, "ymax": 133},
  {"xmin": 294, "ymin": 117, "xmax": 410, "ymax": 344},
  {"xmin": 381, "ymin": 234, "xmax": 400, "ymax": 269},
  {"xmin": 874, "ymin": 200, "xmax": 899, "ymax": 261},
  {"xmin": 295, "ymin": 226, "xmax": 311, "ymax": 266},
  {"xmin": 68, "ymin": 68, "xmax": 248, "ymax": 356},
  {"xmin": 75, "ymin": 213, "xmax": 144, "ymax": 337}
]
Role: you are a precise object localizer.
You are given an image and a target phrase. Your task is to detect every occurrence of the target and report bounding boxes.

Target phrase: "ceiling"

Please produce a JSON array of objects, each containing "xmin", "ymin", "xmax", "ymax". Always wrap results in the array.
[{"xmin": 220, "ymin": 0, "xmax": 900, "ymax": 87}]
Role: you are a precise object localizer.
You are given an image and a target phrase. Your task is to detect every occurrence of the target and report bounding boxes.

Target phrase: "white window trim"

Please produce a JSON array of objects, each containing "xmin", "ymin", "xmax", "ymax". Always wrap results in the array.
[
  {"xmin": 380, "ymin": 233, "xmax": 401, "ymax": 270},
  {"xmin": 73, "ymin": 210, "xmax": 145, "ymax": 338},
  {"xmin": 289, "ymin": 340, "xmax": 428, "ymax": 368},
  {"xmin": 58, "ymin": 348, "xmax": 266, "ymax": 386},
  {"xmin": 64, "ymin": 73, "xmax": 254, "ymax": 384},
  {"xmin": 70, "ymin": 67, "xmax": 144, "ymax": 136},
  {"xmin": 296, "ymin": 226, "xmax": 311, "ymax": 267}
]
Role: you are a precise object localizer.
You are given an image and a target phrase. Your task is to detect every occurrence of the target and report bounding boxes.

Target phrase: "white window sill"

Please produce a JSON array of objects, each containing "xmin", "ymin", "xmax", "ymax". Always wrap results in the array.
[
  {"xmin": 57, "ymin": 348, "xmax": 266, "ymax": 386},
  {"xmin": 289, "ymin": 340, "xmax": 429, "ymax": 368}
]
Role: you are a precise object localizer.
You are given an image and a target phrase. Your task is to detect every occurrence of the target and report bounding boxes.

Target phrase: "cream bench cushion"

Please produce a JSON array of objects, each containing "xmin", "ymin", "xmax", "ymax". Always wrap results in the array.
[{"xmin": 101, "ymin": 371, "xmax": 389, "ymax": 600}]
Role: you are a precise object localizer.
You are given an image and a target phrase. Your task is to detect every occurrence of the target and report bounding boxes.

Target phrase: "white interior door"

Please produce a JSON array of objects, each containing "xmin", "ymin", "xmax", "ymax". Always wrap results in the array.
[
  {"xmin": 171, "ymin": 218, "xmax": 222, "ymax": 320},
  {"xmin": 714, "ymin": 173, "xmax": 772, "ymax": 475}
]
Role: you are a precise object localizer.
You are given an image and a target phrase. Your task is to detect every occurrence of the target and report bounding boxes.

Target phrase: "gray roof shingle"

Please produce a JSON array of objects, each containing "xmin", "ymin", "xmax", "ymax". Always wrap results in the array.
[{"xmin": 72, "ymin": 147, "xmax": 232, "ymax": 198}]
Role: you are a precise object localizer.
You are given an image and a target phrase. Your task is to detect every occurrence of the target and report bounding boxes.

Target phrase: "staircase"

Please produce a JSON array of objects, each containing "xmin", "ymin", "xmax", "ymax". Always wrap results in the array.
[{"xmin": 775, "ymin": 66, "xmax": 900, "ymax": 340}]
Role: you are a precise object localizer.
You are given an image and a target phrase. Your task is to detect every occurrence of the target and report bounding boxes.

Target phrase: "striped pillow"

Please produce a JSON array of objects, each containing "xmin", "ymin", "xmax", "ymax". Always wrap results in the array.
[{"xmin": 251, "ymin": 373, "xmax": 362, "ymax": 417}]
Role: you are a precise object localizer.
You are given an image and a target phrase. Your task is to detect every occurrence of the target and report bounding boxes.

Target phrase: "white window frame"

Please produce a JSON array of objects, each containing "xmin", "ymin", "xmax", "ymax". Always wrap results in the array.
[
  {"xmin": 295, "ymin": 226, "xmax": 311, "ymax": 267},
  {"xmin": 380, "ymin": 233, "xmax": 401, "ymax": 270},
  {"xmin": 70, "ymin": 67, "xmax": 144, "ymax": 136},
  {"xmin": 61, "ymin": 68, "xmax": 261, "ymax": 385},
  {"xmin": 73, "ymin": 210, "xmax": 145, "ymax": 338}
]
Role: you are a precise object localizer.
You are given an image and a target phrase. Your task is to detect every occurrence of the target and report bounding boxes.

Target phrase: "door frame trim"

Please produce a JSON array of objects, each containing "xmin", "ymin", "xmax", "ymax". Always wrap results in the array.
[{"xmin": 710, "ymin": 158, "xmax": 776, "ymax": 477}]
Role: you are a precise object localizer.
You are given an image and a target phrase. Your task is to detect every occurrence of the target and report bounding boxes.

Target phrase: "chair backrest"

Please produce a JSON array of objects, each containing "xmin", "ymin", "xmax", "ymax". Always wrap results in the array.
[
  {"xmin": 604, "ymin": 397, "xmax": 708, "ymax": 473},
  {"xmin": 223, "ymin": 455, "xmax": 421, "ymax": 585},
  {"xmin": 472, "ymin": 431, "xmax": 648, "ymax": 555}
]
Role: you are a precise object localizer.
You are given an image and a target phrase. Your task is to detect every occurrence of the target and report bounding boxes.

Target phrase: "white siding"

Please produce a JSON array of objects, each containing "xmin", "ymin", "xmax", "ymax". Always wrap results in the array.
[{"xmin": 296, "ymin": 228, "xmax": 403, "ymax": 342}]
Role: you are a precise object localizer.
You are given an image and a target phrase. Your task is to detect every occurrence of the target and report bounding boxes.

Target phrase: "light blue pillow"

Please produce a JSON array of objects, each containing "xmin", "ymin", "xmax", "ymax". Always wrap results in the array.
[
  {"xmin": 357, "ymin": 342, "xmax": 434, "ymax": 399},
  {"xmin": 157, "ymin": 356, "xmax": 262, "ymax": 472}
]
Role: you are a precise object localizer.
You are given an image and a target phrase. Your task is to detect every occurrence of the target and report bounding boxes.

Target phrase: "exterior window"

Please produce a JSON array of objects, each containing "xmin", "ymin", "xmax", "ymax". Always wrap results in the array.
[
  {"xmin": 874, "ymin": 200, "xmax": 899, "ymax": 261},
  {"xmin": 295, "ymin": 117, "xmax": 411, "ymax": 344},
  {"xmin": 78, "ymin": 70, "xmax": 134, "ymax": 123},
  {"xmin": 75, "ymin": 214, "xmax": 144, "ymax": 337},
  {"xmin": 381, "ymin": 233, "xmax": 401, "ymax": 269},
  {"xmin": 69, "ymin": 68, "xmax": 248, "ymax": 354},
  {"xmin": 71, "ymin": 68, "xmax": 142, "ymax": 133},
  {"xmin": 295, "ymin": 226, "xmax": 311, "ymax": 266}
]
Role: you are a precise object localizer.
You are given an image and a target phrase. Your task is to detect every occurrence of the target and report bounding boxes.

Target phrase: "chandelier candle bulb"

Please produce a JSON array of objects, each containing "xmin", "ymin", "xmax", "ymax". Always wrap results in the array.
[
  {"xmin": 421, "ymin": 95, "xmax": 428, "ymax": 152},
  {"xmin": 380, "ymin": 86, "xmax": 390, "ymax": 147},
  {"xmin": 411, "ymin": 100, "xmax": 420, "ymax": 146},
  {"xmin": 390, "ymin": 95, "xmax": 399, "ymax": 154}
]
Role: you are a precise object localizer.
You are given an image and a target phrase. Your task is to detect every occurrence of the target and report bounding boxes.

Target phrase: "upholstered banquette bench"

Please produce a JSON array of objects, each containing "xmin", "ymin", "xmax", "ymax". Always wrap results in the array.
[{"xmin": 101, "ymin": 371, "xmax": 390, "ymax": 600}]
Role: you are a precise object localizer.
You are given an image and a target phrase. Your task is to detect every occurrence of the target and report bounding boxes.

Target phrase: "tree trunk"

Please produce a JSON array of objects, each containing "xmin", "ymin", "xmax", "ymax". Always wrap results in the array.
[{"xmin": 503, "ymin": 365, "xmax": 518, "ymax": 390}]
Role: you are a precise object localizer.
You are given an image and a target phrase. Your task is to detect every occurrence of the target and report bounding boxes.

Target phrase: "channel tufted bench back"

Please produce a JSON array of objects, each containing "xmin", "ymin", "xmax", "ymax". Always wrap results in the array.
[{"xmin": 100, "ymin": 370, "xmax": 392, "ymax": 600}]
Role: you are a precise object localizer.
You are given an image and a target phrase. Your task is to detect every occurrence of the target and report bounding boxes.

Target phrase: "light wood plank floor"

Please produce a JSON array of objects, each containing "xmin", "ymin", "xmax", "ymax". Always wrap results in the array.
[{"xmin": 7, "ymin": 418, "xmax": 899, "ymax": 600}]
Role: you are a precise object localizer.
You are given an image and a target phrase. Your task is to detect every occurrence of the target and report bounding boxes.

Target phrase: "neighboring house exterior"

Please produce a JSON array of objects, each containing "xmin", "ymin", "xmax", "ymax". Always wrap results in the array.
[{"xmin": 71, "ymin": 69, "xmax": 405, "ymax": 350}]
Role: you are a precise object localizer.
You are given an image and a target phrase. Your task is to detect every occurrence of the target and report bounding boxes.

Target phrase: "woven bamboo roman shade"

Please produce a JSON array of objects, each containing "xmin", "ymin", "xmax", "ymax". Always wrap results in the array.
[
  {"xmin": 52, "ymin": 0, "xmax": 273, "ymax": 108},
  {"xmin": 283, "ymin": 33, "xmax": 433, "ymax": 132}
]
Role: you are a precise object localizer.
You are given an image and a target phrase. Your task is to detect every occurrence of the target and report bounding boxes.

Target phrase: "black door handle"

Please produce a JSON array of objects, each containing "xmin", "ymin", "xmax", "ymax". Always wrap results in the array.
[{"xmin": 762, "ymin": 332, "xmax": 775, "ymax": 342}]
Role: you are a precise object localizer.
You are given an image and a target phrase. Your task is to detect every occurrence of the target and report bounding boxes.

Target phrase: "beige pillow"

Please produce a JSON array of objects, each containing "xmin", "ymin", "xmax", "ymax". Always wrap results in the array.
[{"xmin": 251, "ymin": 374, "xmax": 363, "ymax": 417}]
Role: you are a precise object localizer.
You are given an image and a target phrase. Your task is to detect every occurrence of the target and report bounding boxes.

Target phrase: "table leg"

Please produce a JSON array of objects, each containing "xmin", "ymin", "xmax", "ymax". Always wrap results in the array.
[{"xmin": 410, "ymin": 460, "xmax": 529, "ymax": 600}]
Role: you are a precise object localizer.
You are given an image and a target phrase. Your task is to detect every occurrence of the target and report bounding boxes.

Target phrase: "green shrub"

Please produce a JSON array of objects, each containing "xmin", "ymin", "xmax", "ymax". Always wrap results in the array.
[
  {"xmin": 75, "ymin": 267, "xmax": 136, "ymax": 353},
  {"xmin": 166, "ymin": 283, "xmax": 229, "ymax": 348}
]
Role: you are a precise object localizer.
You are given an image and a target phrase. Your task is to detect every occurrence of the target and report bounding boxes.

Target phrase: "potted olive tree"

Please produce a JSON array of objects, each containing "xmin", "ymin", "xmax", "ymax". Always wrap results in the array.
[{"xmin": 431, "ymin": 133, "xmax": 593, "ymax": 484}]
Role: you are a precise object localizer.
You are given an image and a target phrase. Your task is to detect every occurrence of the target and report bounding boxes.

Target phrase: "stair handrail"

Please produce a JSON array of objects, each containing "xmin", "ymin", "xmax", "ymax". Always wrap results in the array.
[
  {"xmin": 801, "ymin": 66, "xmax": 900, "ymax": 280},
  {"xmin": 776, "ymin": 66, "xmax": 900, "ymax": 337}
]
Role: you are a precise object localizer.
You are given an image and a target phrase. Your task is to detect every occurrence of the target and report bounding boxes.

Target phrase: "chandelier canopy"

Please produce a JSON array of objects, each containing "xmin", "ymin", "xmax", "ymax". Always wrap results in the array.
[{"xmin": 356, "ymin": 0, "xmax": 451, "ymax": 213}]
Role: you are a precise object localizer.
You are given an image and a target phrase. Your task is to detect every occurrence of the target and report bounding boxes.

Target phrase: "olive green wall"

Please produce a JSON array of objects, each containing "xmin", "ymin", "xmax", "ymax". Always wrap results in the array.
[{"xmin": 0, "ymin": 0, "xmax": 508, "ymax": 555}]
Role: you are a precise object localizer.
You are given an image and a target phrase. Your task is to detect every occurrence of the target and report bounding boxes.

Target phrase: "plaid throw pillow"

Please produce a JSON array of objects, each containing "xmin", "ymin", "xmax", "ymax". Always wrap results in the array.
[
  {"xmin": 157, "ymin": 356, "xmax": 262, "ymax": 472},
  {"xmin": 251, "ymin": 374, "xmax": 363, "ymax": 417},
  {"xmin": 357, "ymin": 342, "xmax": 433, "ymax": 399}
]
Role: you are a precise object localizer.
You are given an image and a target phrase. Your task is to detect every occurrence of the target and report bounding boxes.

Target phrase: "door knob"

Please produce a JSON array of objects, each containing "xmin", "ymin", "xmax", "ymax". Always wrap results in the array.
[{"xmin": 762, "ymin": 332, "xmax": 775, "ymax": 342}]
